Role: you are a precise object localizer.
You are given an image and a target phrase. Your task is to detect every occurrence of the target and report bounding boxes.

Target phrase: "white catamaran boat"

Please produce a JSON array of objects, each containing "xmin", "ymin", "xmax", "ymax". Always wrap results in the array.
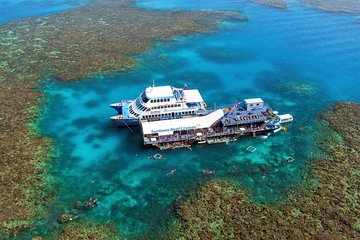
[{"xmin": 110, "ymin": 85, "xmax": 208, "ymax": 127}]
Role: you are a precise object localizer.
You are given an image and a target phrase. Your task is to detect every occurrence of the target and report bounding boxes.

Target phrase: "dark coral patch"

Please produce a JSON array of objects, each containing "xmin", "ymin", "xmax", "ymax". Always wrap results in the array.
[
  {"xmin": 255, "ymin": 71, "xmax": 318, "ymax": 98},
  {"xmin": 300, "ymin": 0, "xmax": 360, "ymax": 14},
  {"xmin": 197, "ymin": 46, "xmax": 256, "ymax": 64},
  {"xmin": 84, "ymin": 99, "xmax": 100, "ymax": 109},
  {"xmin": 252, "ymin": 0, "xmax": 288, "ymax": 9}
]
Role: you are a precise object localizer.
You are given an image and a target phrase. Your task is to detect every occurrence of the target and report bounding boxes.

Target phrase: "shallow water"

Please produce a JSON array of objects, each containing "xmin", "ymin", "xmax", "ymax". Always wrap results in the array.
[{"xmin": 6, "ymin": 0, "xmax": 360, "ymax": 237}]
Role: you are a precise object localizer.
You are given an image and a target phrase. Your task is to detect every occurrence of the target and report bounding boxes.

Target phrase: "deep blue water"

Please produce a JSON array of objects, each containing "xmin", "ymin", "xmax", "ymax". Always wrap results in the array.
[{"xmin": 3, "ymin": 0, "xmax": 360, "ymax": 237}]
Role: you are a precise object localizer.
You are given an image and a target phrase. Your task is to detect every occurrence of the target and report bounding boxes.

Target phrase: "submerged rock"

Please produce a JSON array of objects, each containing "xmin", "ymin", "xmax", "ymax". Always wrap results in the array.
[
  {"xmin": 74, "ymin": 201, "xmax": 84, "ymax": 210},
  {"xmin": 58, "ymin": 214, "xmax": 75, "ymax": 224}
]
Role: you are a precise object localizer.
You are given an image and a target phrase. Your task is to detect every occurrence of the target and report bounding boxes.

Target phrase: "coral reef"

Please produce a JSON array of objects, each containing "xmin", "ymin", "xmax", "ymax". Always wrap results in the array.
[
  {"xmin": 197, "ymin": 46, "xmax": 255, "ymax": 64},
  {"xmin": 252, "ymin": 0, "xmax": 288, "ymax": 9},
  {"xmin": 0, "ymin": 0, "xmax": 246, "ymax": 237},
  {"xmin": 165, "ymin": 102, "xmax": 360, "ymax": 239},
  {"xmin": 260, "ymin": 77, "xmax": 318, "ymax": 98},
  {"xmin": 0, "ymin": 92, "xmax": 55, "ymax": 237},
  {"xmin": 300, "ymin": 0, "xmax": 360, "ymax": 14},
  {"xmin": 57, "ymin": 221, "xmax": 123, "ymax": 240},
  {"xmin": 0, "ymin": 0, "xmax": 245, "ymax": 81}
]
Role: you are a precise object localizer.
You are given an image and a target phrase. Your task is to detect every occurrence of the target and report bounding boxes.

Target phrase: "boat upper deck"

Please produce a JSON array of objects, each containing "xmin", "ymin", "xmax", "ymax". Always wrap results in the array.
[{"xmin": 222, "ymin": 105, "xmax": 275, "ymax": 126}]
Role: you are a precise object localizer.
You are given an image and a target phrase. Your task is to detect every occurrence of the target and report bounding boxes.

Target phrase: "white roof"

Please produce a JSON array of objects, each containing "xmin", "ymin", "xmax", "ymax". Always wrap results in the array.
[
  {"xmin": 184, "ymin": 89, "xmax": 204, "ymax": 102},
  {"xmin": 244, "ymin": 98, "xmax": 263, "ymax": 104},
  {"xmin": 279, "ymin": 114, "xmax": 293, "ymax": 123},
  {"xmin": 141, "ymin": 109, "xmax": 224, "ymax": 135},
  {"xmin": 145, "ymin": 86, "xmax": 174, "ymax": 99}
]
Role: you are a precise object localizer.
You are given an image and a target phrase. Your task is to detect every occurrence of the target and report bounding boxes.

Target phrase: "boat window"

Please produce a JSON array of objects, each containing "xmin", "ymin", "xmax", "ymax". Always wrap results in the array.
[{"xmin": 141, "ymin": 92, "xmax": 150, "ymax": 103}]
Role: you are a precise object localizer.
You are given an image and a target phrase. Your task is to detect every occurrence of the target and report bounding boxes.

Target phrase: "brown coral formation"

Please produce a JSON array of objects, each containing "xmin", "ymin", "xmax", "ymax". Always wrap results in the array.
[
  {"xmin": 300, "ymin": 0, "xmax": 360, "ymax": 14},
  {"xmin": 252, "ymin": 0, "xmax": 288, "ymax": 9},
  {"xmin": 57, "ymin": 221, "xmax": 123, "ymax": 240},
  {"xmin": 166, "ymin": 102, "xmax": 360, "ymax": 239},
  {"xmin": 0, "ymin": 0, "xmax": 245, "ymax": 81},
  {"xmin": 0, "ymin": 83, "xmax": 55, "ymax": 237},
  {"xmin": 0, "ymin": 0, "xmax": 245, "ymax": 237}
]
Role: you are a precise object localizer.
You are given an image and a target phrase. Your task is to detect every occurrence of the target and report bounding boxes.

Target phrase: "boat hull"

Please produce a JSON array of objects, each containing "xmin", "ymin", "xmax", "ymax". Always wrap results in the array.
[{"xmin": 112, "ymin": 118, "xmax": 139, "ymax": 127}]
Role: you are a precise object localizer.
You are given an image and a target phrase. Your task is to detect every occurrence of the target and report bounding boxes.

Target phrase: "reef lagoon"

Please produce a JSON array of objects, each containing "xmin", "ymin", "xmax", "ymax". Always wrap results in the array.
[{"xmin": 1, "ymin": 0, "xmax": 359, "ymax": 239}]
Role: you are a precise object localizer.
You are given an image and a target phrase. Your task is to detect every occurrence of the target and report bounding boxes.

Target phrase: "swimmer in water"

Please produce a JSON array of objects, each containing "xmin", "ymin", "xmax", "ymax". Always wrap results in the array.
[{"xmin": 166, "ymin": 168, "xmax": 176, "ymax": 176}]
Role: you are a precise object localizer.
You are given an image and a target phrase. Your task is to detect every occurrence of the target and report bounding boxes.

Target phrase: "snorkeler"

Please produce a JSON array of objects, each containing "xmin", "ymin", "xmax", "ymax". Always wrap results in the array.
[
  {"xmin": 166, "ymin": 168, "xmax": 176, "ymax": 176},
  {"xmin": 85, "ymin": 198, "xmax": 99, "ymax": 208},
  {"xmin": 202, "ymin": 169, "xmax": 216, "ymax": 175}
]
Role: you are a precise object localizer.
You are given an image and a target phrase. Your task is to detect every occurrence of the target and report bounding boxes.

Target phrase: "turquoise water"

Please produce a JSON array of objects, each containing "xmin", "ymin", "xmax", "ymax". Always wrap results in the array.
[
  {"xmin": 6, "ymin": 0, "xmax": 360, "ymax": 237},
  {"xmin": 0, "ymin": 0, "xmax": 89, "ymax": 24}
]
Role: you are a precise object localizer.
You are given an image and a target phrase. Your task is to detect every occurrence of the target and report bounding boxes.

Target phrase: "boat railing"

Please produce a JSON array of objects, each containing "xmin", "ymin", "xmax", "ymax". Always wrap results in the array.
[{"xmin": 222, "ymin": 116, "xmax": 268, "ymax": 126}]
